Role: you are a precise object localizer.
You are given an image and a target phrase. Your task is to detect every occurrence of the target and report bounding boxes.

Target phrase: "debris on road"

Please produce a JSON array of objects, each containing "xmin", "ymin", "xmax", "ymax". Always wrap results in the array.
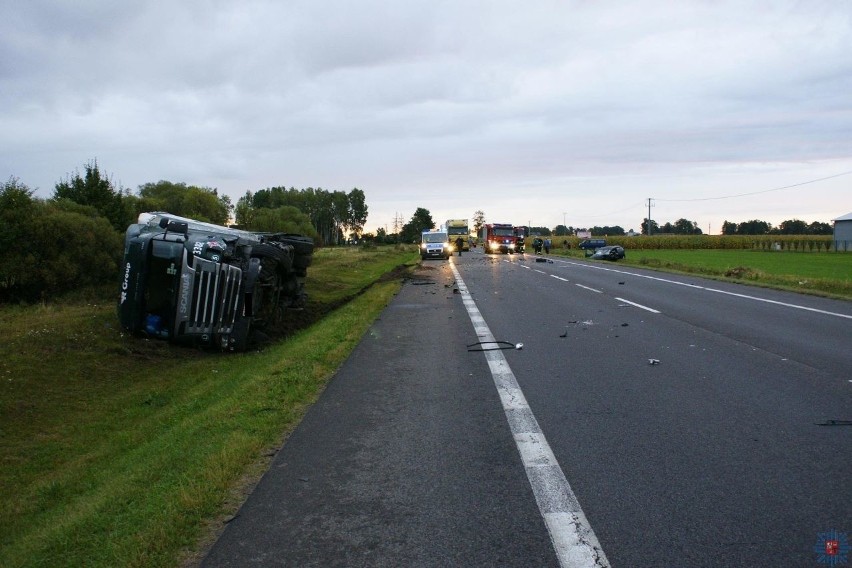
[
  {"xmin": 648, "ymin": 358, "xmax": 661, "ymax": 365},
  {"xmin": 467, "ymin": 341, "xmax": 519, "ymax": 352}
]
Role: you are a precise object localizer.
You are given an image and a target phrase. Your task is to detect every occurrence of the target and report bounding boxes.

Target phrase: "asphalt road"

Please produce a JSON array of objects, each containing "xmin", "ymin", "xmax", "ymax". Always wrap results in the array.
[{"xmin": 201, "ymin": 250, "xmax": 851, "ymax": 567}]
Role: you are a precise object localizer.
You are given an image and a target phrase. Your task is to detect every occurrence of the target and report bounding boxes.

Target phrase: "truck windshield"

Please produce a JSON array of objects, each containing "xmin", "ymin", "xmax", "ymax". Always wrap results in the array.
[
  {"xmin": 493, "ymin": 228, "xmax": 514, "ymax": 236},
  {"xmin": 143, "ymin": 240, "xmax": 184, "ymax": 335}
]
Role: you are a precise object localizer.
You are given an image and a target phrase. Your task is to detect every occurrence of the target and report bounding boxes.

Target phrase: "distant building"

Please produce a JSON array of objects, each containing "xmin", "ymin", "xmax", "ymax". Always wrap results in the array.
[{"xmin": 833, "ymin": 212, "xmax": 852, "ymax": 242}]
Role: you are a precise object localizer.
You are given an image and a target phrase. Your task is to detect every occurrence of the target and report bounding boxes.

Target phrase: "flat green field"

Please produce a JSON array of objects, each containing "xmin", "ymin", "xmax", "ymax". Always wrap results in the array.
[
  {"xmin": 625, "ymin": 249, "xmax": 851, "ymax": 280},
  {"xmin": 615, "ymin": 249, "xmax": 852, "ymax": 299},
  {"xmin": 551, "ymin": 247, "xmax": 851, "ymax": 299}
]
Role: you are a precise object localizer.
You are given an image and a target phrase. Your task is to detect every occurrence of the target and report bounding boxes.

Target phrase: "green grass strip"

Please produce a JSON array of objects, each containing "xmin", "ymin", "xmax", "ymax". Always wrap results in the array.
[{"xmin": 1, "ymin": 278, "xmax": 404, "ymax": 567}]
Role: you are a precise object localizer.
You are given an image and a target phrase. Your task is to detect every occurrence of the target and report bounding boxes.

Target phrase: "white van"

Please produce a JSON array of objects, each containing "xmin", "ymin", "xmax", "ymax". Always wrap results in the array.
[{"xmin": 421, "ymin": 231, "xmax": 451, "ymax": 260}]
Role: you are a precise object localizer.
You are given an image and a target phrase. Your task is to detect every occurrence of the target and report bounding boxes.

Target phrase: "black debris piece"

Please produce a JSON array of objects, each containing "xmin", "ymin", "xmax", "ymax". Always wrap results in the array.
[{"xmin": 467, "ymin": 341, "xmax": 518, "ymax": 352}]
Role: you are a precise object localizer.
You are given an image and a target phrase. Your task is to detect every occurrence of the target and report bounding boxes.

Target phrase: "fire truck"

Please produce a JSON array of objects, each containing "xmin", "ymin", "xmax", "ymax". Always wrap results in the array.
[{"xmin": 479, "ymin": 223, "xmax": 518, "ymax": 254}]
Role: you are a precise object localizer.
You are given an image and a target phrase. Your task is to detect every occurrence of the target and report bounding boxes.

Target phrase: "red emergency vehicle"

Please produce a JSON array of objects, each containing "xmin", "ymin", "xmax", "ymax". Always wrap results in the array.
[{"xmin": 479, "ymin": 223, "xmax": 518, "ymax": 254}]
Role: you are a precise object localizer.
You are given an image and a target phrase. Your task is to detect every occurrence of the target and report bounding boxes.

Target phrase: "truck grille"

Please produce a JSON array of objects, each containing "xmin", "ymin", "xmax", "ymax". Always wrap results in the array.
[{"xmin": 183, "ymin": 257, "xmax": 243, "ymax": 336}]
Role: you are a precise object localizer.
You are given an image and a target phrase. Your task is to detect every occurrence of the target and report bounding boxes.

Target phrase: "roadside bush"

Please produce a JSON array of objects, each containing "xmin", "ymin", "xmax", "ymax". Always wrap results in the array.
[
  {"xmin": 0, "ymin": 202, "xmax": 123, "ymax": 303},
  {"xmin": 244, "ymin": 206, "xmax": 319, "ymax": 240}
]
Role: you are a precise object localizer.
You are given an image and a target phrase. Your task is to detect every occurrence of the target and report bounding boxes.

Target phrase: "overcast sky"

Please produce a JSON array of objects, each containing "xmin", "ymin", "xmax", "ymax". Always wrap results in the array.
[{"xmin": 2, "ymin": 0, "xmax": 851, "ymax": 234}]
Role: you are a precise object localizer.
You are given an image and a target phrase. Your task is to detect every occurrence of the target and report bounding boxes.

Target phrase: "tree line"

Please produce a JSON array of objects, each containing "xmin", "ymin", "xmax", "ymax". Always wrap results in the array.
[
  {"xmin": 720, "ymin": 219, "xmax": 833, "ymax": 235},
  {"xmin": 1, "ymin": 160, "xmax": 369, "ymax": 303},
  {"xmin": 235, "ymin": 186, "xmax": 367, "ymax": 245},
  {"xmin": 374, "ymin": 207, "xmax": 836, "ymax": 243}
]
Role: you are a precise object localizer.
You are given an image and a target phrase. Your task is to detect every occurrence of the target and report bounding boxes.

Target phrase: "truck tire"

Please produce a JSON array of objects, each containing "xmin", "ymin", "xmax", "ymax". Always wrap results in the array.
[
  {"xmin": 273, "ymin": 235, "xmax": 313, "ymax": 269},
  {"xmin": 273, "ymin": 235, "xmax": 314, "ymax": 256},
  {"xmin": 252, "ymin": 244, "xmax": 292, "ymax": 276},
  {"xmin": 250, "ymin": 245, "xmax": 288, "ymax": 328}
]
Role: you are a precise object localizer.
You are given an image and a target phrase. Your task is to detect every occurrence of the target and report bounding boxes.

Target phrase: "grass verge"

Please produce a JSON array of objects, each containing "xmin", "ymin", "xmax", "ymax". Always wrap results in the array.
[
  {"xmin": 549, "ymin": 248, "xmax": 852, "ymax": 300},
  {"xmin": 0, "ymin": 245, "xmax": 418, "ymax": 568}
]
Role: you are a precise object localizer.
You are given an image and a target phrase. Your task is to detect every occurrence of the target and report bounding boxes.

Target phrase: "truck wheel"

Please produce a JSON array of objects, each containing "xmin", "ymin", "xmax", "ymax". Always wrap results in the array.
[
  {"xmin": 273, "ymin": 235, "xmax": 314, "ymax": 257},
  {"xmin": 252, "ymin": 244, "xmax": 292, "ymax": 276},
  {"xmin": 250, "ymin": 245, "xmax": 288, "ymax": 328}
]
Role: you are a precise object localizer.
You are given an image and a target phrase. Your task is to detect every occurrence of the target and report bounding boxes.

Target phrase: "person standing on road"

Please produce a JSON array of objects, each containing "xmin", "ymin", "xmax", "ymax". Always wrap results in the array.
[
  {"xmin": 455, "ymin": 236, "xmax": 464, "ymax": 256},
  {"xmin": 533, "ymin": 237, "xmax": 543, "ymax": 254},
  {"xmin": 544, "ymin": 238, "xmax": 551, "ymax": 254}
]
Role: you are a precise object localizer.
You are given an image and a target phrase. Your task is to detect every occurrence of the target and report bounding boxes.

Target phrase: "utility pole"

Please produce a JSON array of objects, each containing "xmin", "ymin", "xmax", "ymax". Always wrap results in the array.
[{"xmin": 646, "ymin": 198, "xmax": 654, "ymax": 235}]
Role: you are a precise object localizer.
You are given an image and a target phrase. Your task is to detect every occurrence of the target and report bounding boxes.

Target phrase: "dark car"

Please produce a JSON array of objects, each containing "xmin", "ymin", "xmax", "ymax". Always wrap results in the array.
[
  {"xmin": 578, "ymin": 238, "xmax": 606, "ymax": 250},
  {"xmin": 590, "ymin": 245, "xmax": 625, "ymax": 260}
]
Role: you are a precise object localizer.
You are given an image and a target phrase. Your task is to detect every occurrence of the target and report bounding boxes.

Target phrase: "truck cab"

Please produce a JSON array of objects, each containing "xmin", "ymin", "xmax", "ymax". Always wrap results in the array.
[
  {"xmin": 118, "ymin": 212, "xmax": 313, "ymax": 351},
  {"xmin": 480, "ymin": 223, "xmax": 517, "ymax": 254}
]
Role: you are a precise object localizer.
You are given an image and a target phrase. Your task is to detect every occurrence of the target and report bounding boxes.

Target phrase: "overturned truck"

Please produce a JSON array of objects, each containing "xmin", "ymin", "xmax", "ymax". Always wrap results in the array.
[{"xmin": 118, "ymin": 212, "xmax": 314, "ymax": 351}]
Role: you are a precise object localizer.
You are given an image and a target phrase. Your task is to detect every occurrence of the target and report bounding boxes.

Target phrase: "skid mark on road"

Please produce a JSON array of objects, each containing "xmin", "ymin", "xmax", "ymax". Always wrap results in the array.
[{"xmin": 450, "ymin": 262, "xmax": 610, "ymax": 568}]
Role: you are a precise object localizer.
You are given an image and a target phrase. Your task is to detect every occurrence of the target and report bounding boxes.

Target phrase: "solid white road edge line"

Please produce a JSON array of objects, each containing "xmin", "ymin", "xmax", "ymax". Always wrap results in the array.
[{"xmin": 450, "ymin": 262, "xmax": 610, "ymax": 568}]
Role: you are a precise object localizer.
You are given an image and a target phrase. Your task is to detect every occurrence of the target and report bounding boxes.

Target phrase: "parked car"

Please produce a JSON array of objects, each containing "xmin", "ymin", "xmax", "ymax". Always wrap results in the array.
[
  {"xmin": 590, "ymin": 245, "xmax": 625, "ymax": 260},
  {"xmin": 578, "ymin": 238, "xmax": 606, "ymax": 250}
]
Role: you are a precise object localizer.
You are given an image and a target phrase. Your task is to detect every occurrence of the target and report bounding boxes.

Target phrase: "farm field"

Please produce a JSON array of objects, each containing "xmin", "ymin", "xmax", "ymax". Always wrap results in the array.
[
  {"xmin": 617, "ymin": 249, "xmax": 851, "ymax": 299},
  {"xmin": 624, "ymin": 249, "xmax": 851, "ymax": 280}
]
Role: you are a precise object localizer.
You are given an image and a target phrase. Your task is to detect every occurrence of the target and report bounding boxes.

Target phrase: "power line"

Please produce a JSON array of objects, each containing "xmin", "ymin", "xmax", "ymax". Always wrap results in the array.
[
  {"xmin": 656, "ymin": 169, "xmax": 852, "ymax": 203},
  {"xmin": 574, "ymin": 200, "xmax": 647, "ymax": 220}
]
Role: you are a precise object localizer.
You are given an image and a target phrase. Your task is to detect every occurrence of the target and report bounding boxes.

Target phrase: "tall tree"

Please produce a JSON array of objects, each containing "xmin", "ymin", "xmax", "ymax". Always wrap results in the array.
[
  {"xmin": 135, "ymin": 180, "xmax": 229, "ymax": 224},
  {"xmin": 400, "ymin": 207, "xmax": 434, "ymax": 242},
  {"xmin": 775, "ymin": 219, "xmax": 809, "ymax": 235},
  {"xmin": 347, "ymin": 188, "xmax": 368, "ymax": 236},
  {"xmin": 238, "ymin": 185, "xmax": 370, "ymax": 245},
  {"xmin": 737, "ymin": 219, "xmax": 771, "ymax": 235},
  {"xmin": 234, "ymin": 190, "xmax": 255, "ymax": 227},
  {"xmin": 472, "ymin": 210, "xmax": 486, "ymax": 234},
  {"xmin": 641, "ymin": 218, "xmax": 659, "ymax": 235},
  {"xmin": 807, "ymin": 221, "xmax": 832, "ymax": 235},
  {"xmin": 0, "ymin": 177, "xmax": 37, "ymax": 289},
  {"xmin": 721, "ymin": 220, "xmax": 738, "ymax": 235},
  {"xmin": 246, "ymin": 206, "xmax": 317, "ymax": 237},
  {"xmin": 53, "ymin": 160, "xmax": 129, "ymax": 231},
  {"xmin": 673, "ymin": 218, "xmax": 702, "ymax": 235}
]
